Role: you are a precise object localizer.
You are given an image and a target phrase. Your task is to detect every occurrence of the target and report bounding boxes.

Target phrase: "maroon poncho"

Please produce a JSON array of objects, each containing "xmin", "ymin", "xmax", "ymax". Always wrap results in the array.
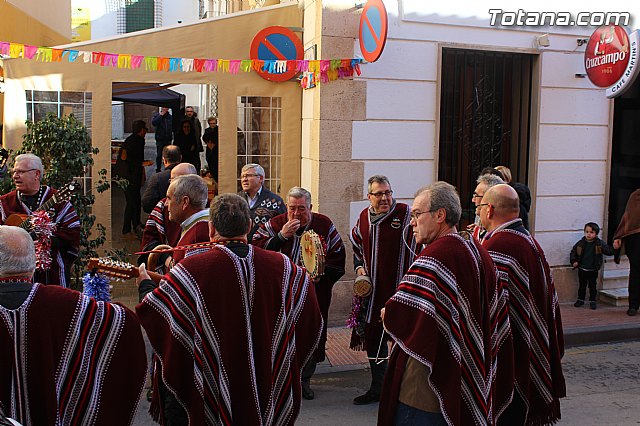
[
  {"xmin": 0, "ymin": 187, "xmax": 80, "ymax": 287},
  {"xmin": 484, "ymin": 225, "xmax": 566, "ymax": 425},
  {"xmin": 140, "ymin": 197, "xmax": 181, "ymax": 252},
  {"xmin": 171, "ymin": 212, "xmax": 211, "ymax": 264},
  {"xmin": 378, "ymin": 233, "xmax": 512, "ymax": 426},
  {"xmin": 252, "ymin": 212, "xmax": 345, "ymax": 361},
  {"xmin": 136, "ymin": 244, "xmax": 323, "ymax": 425},
  {"xmin": 0, "ymin": 283, "xmax": 147, "ymax": 425},
  {"xmin": 349, "ymin": 202, "xmax": 416, "ymax": 350}
]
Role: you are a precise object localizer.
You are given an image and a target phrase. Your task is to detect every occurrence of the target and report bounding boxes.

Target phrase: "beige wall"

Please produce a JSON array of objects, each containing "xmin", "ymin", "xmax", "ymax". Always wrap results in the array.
[
  {"xmin": 0, "ymin": 0, "xmax": 71, "ymax": 136},
  {"xmin": 302, "ymin": 0, "xmax": 366, "ymax": 324},
  {"xmin": 3, "ymin": 4, "xmax": 302, "ymax": 246},
  {"xmin": 5, "ymin": 0, "xmax": 71, "ymax": 41}
]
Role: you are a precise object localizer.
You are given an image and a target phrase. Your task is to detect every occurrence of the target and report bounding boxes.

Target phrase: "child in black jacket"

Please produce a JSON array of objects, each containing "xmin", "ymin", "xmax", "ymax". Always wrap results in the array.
[{"xmin": 570, "ymin": 222, "xmax": 615, "ymax": 309}]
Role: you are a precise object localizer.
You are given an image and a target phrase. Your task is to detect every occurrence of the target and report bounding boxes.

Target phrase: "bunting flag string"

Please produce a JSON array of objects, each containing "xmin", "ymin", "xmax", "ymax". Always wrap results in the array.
[{"xmin": 0, "ymin": 40, "xmax": 365, "ymax": 89}]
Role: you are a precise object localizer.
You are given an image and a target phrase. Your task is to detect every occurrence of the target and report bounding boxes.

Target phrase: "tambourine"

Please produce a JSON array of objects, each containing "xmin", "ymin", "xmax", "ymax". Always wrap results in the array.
[
  {"xmin": 300, "ymin": 230, "xmax": 325, "ymax": 279},
  {"xmin": 353, "ymin": 274, "xmax": 373, "ymax": 297}
]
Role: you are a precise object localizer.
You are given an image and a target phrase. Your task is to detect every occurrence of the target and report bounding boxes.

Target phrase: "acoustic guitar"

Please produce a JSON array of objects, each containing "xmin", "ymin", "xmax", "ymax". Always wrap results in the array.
[
  {"xmin": 4, "ymin": 183, "xmax": 76, "ymax": 229},
  {"xmin": 87, "ymin": 257, "xmax": 164, "ymax": 284}
]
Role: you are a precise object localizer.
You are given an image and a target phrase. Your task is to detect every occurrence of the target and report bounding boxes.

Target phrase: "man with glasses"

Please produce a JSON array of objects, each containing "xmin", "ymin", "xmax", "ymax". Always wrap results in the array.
[
  {"xmin": 253, "ymin": 186, "xmax": 345, "ymax": 400},
  {"xmin": 238, "ymin": 163, "xmax": 285, "ymax": 241},
  {"xmin": 0, "ymin": 153, "xmax": 80, "ymax": 287},
  {"xmin": 469, "ymin": 173, "xmax": 504, "ymax": 240},
  {"xmin": 480, "ymin": 184, "xmax": 565, "ymax": 425},
  {"xmin": 378, "ymin": 181, "xmax": 511, "ymax": 426},
  {"xmin": 349, "ymin": 175, "xmax": 416, "ymax": 405}
]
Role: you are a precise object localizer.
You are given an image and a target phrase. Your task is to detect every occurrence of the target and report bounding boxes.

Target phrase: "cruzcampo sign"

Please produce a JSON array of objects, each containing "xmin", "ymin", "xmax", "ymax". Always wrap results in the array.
[{"xmin": 585, "ymin": 25, "xmax": 640, "ymax": 98}]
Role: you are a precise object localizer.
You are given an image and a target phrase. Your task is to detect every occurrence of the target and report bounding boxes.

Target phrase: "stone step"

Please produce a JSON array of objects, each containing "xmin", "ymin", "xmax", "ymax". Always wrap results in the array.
[
  {"xmin": 600, "ymin": 287, "xmax": 629, "ymax": 307},
  {"xmin": 602, "ymin": 268, "xmax": 630, "ymax": 290}
]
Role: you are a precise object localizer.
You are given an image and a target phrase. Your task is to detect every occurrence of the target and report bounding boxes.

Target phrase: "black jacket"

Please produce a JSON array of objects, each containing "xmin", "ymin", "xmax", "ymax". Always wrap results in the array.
[
  {"xmin": 141, "ymin": 163, "xmax": 176, "ymax": 213},
  {"xmin": 570, "ymin": 236, "xmax": 614, "ymax": 271}
]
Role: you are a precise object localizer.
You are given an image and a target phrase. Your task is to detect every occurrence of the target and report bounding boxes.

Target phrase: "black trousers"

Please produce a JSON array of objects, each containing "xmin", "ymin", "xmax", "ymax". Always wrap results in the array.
[
  {"xmin": 123, "ymin": 182, "xmax": 141, "ymax": 234},
  {"xmin": 366, "ymin": 328, "xmax": 389, "ymax": 395},
  {"xmin": 577, "ymin": 269, "xmax": 598, "ymax": 302},
  {"xmin": 626, "ymin": 233, "xmax": 640, "ymax": 309}
]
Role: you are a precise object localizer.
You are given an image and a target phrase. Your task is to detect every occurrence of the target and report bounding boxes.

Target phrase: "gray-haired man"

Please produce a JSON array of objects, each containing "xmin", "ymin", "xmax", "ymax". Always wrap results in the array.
[{"xmin": 238, "ymin": 163, "xmax": 285, "ymax": 241}]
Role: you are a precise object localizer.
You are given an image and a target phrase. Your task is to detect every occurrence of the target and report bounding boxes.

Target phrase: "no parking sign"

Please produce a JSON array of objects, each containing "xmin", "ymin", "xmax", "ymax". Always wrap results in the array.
[
  {"xmin": 359, "ymin": 0, "xmax": 388, "ymax": 63},
  {"xmin": 250, "ymin": 26, "xmax": 303, "ymax": 82}
]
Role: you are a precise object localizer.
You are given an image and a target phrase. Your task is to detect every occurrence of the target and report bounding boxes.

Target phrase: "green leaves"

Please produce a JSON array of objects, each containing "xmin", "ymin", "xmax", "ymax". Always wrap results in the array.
[{"xmin": 1, "ymin": 113, "xmax": 113, "ymax": 289}]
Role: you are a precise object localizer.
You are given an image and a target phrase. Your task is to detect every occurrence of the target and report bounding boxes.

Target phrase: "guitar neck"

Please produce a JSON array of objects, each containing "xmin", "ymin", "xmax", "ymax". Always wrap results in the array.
[{"xmin": 18, "ymin": 184, "xmax": 73, "ymax": 229}]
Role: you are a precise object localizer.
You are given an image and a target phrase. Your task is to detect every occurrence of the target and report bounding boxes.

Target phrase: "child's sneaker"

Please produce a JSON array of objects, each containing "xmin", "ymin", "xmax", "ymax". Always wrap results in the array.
[
  {"xmin": 590, "ymin": 301, "xmax": 597, "ymax": 310},
  {"xmin": 574, "ymin": 299, "xmax": 585, "ymax": 307}
]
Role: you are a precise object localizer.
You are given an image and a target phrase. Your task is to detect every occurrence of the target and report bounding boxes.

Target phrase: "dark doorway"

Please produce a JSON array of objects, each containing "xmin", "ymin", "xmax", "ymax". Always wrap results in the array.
[
  {"xmin": 608, "ymin": 79, "xmax": 640, "ymax": 242},
  {"xmin": 439, "ymin": 48, "xmax": 534, "ymax": 227}
]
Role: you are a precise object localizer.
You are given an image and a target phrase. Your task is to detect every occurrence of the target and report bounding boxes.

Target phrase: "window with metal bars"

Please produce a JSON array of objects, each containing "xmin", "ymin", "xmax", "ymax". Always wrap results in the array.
[
  {"xmin": 117, "ymin": 0, "xmax": 155, "ymax": 34},
  {"xmin": 25, "ymin": 90, "xmax": 94, "ymax": 199},
  {"xmin": 236, "ymin": 96, "xmax": 282, "ymax": 194},
  {"xmin": 438, "ymin": 48, "xmax": 533, "ymax": 227}
]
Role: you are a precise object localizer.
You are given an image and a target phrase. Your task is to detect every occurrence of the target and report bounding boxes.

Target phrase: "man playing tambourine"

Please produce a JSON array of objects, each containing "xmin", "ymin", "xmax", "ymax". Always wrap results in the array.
[
  {"xmin": 0, "ymin": 154, "xmax": 80, "ymax": 287},
  {"xmin": 253, "ymin": 186, "xmax": 346, "ymax": 400}
]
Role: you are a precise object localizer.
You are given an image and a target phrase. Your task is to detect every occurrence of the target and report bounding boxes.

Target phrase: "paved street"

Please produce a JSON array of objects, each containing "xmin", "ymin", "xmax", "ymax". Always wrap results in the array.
[{"xmin": 133, "ymin": 340, "xmax": 640, "ymax": 425}]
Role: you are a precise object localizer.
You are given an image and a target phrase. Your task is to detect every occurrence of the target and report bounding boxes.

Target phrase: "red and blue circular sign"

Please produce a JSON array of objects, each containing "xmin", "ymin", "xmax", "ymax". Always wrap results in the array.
[
  {"xmin": 359, "ymin": 0, "xmax": 388, "ymax": 63},
  {"xmin": 250, "ymin": 26, "xmax": 303, "ymax": 82}
]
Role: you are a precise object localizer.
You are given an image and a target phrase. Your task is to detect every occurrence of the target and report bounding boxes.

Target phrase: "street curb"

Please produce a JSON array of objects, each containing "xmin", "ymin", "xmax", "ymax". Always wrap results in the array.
[{"xmin": 564, "ymin": 323, "xmax": 640, "ymax": 348}]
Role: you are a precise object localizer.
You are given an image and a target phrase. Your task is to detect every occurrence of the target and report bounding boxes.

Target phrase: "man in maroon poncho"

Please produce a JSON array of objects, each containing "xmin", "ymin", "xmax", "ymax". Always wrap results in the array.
[
  {"xmin": 481, "ymin": 184, "xmax": 566, "ymax": 425},
  {"xmin": 139, "ymin": 162, "xmax": 197, "ymax": 268},
  {"xmin": 0, "ymin": 225, "xmax": 147, "ymax": 425},
  {"xmin": 252, "ymin": 186, "xmax": 345, "ymax": 400},
  {"xmin": 164, "ymin": 173, "xmax": 211, "ymax": 264},
  {"xmin": 136, "ymin": 193, "xmax": 323, "ymax": 425},
  {"xmin": 349, "ymin": 175, "xmax": 416, "ymax": 405},
  {"xmin": 0, "ymin": 153, "xmax": 80, "ymax": 287},
  {"xmin": 379, "ymin": 181, "xmax": 512, "ymax": 426}
]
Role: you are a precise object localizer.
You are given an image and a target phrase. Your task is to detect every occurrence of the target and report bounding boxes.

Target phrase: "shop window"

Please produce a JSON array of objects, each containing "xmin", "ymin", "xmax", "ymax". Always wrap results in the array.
[{"xmin": 237, "ymin": 96, "xmax": 282, "ymax": 194}]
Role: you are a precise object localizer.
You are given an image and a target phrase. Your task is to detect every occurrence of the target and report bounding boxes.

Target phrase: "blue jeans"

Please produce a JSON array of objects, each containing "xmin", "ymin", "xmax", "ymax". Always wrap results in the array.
[{"xmin": 395, "ymin": 402, "xmax": 446, "ymax": 426}]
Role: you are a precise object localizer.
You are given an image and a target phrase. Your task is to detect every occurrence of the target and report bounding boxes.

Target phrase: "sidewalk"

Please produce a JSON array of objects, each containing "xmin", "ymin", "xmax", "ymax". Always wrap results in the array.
[
  {"xmin": 110, "ymin": 279, "xmax": 640, "ymax": 375},
  {"xmin": 319, "ymin": 303, "xmax": 640, "ymax": 375}
]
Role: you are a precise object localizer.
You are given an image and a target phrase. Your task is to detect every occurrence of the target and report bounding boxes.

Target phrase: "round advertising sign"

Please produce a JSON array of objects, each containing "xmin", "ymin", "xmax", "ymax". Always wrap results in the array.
[
  {"xmin": 250, "ymin": 26, "xmax": 303, "ymax": 82},
  {"xmin": 584, "ymin": 25, "xmax": 630, "ymax": 88}
]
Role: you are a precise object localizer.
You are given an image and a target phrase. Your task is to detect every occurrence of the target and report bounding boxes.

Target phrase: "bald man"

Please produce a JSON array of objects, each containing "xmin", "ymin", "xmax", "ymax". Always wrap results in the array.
[
  {"xmin": 139, "ymin": 162, "xmax": 198, "ymax": 267},
  {"xmin": 0, "ymin": 226, "xmax": 147, "ymax": 424},
  {"xmin": 142, "ymin": 145, "xmax": 181, "ymax": 213},
  {"xmin": 480, "ymin": 184, "xmax": 566, "ymax": 425}
]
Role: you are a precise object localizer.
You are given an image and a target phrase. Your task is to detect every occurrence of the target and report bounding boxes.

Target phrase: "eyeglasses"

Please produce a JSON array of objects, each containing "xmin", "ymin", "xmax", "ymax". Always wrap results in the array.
[
  {"xmin": 477, "ymin": 203, "xmax": 491, "ymax": 209},
  {"xmin": 240, "ymin": 173, "xmax": 260, "ymax": 179},
  {"xmin": 12, "ymin": 168, "xmax": 37, "ymax": 176},
  {"xmin": 410, "ymin": 208, "xmax": 441, "ymax": 220},
  {"xmin": 472, "ymin": 192, "xmax": 483, "ymax": 199},
  {"xmin": 369, "ymin": 190, "xmax": 393, "ymax": 199}
]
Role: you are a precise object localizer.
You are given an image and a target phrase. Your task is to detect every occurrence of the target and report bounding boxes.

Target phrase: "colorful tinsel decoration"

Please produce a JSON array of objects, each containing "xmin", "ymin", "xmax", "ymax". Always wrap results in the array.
[
  {"xmin": 83, "ymin": 272, "xmax": 112, "ymax": 302},
  {"xmin": 30, "ymin": 210, "xmax": 55, "ymax": 271},
  {"xmin": 346, "ymin": 295, "xmax": 363, "ymax": 329},
  {"xmin": 0, "ymin": 40, "xmax": 365, "ymax": 90}
]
